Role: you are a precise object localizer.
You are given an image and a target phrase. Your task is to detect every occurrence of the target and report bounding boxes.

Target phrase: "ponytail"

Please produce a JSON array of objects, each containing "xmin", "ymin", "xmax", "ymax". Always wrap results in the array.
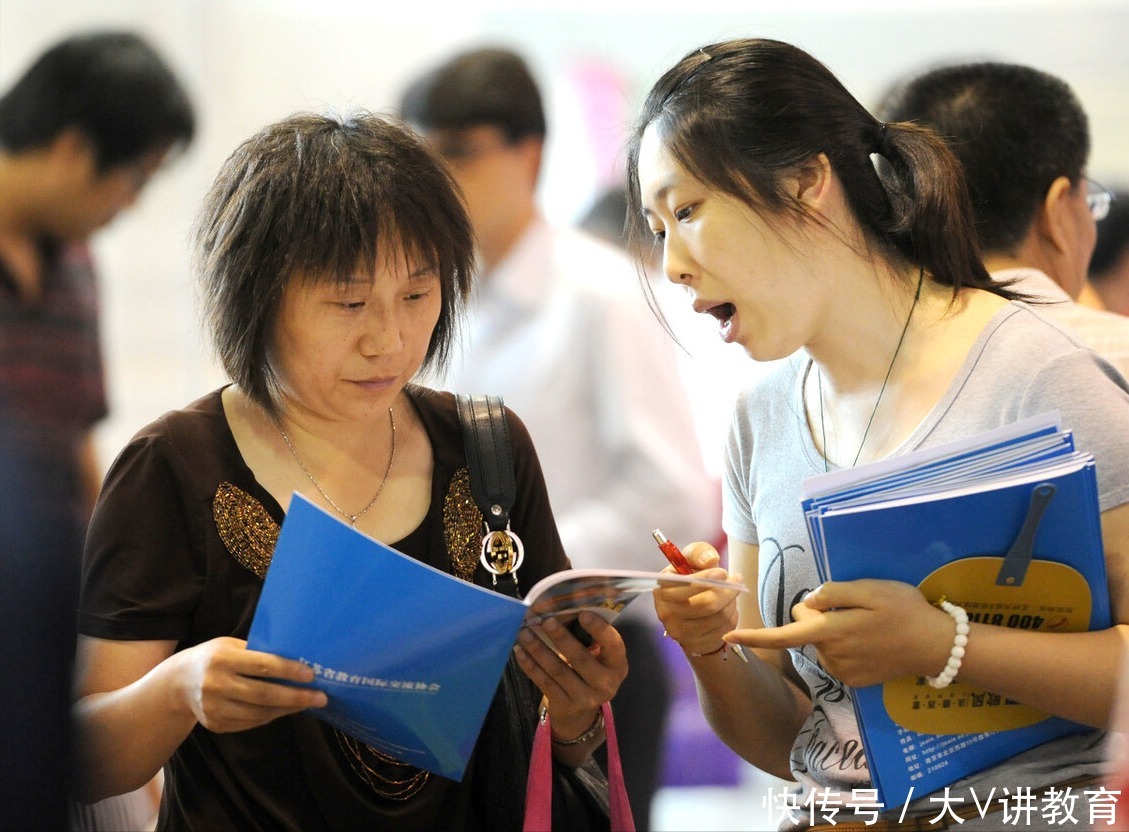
[{"xmin": 870, "ymin": 121, "xmax": 1016, "ymax": 297}]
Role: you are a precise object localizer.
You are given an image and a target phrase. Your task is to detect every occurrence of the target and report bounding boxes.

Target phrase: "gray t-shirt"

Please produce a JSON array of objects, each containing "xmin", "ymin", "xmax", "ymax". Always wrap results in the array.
[{"xmin": 723, "ymin": 302, "xmax": 1129, "ymax": 828}]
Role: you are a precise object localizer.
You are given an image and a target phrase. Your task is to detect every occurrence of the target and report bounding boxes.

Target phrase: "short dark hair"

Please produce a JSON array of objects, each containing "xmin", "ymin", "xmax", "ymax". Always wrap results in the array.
[
  {"xmin": 193, "ymin": 112, "xmax": 475, "ymax": 413},
  {"xmin": 625, "ymin": 38, "xmax": 1013, "ymax": 300},
  {"xmin": 398, "ymin": 47, "xmax": 546, "ymax": 142},
  {"xmin": 878, "ymin": 62, "xmax": 1090, "ymax": 255},
  {"xmin": 0, "ymin": 30, "xmax": 195, "ymax": 170}
]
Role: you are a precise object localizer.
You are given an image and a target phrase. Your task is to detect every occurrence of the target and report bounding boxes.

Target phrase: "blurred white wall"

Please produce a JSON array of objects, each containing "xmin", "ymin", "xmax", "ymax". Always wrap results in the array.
[{"xmin": 2, "ymin": 0, "xmax": 1127, "ymax": 468}]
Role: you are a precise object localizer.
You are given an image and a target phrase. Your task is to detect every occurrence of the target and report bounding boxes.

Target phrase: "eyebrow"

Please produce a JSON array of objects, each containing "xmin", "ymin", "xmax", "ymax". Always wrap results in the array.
[
  {"xmin": 640, "ymin": 182, "xmax": 676, "ymax": 218},
  {"xmin": 332, "ymin": 265, "xmax": 432, "ymax": 287},
  {"xmin": 408, "ymin": 262, "xmax": 440, "ymax": 280}
]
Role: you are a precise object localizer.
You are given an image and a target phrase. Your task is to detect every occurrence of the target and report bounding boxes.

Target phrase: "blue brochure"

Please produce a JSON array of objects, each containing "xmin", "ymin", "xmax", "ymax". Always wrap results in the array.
[
  {"xmin": 801, "ymin": 413, "xmax": 1109, "ymax": 807},
  {"xmin": 247, "ymin": 494, "xmax": 523, "ymax": 781},
  {"xmin": 248, "ymin": 493, "xmax": 741, "ymax": 781}
]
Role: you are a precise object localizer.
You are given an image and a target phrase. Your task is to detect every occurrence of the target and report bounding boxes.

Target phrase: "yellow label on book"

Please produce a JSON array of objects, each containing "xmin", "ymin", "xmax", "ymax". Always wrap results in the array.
[{"xmin": 882, "ymin": 557, "xmax": 1091, "ymax": 734}]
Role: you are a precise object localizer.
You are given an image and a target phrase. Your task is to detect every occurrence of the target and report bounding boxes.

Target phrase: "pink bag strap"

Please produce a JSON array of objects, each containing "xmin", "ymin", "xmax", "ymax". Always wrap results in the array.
[
  {"xmin": 523, "ymin": 701, "xmax": 635, "ymax": 832},
  {"xmin": 523, "ymin": 705, "xmax": 555, "ymax": 832},
  {"xmin": 603, "ymin": 701, "xmax": 634, "ymax": 830}
]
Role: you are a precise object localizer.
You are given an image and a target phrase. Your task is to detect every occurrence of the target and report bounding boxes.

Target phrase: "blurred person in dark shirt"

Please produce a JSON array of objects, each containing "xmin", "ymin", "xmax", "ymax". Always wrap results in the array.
[{"xmin": 0, "ymin": 30, "xmax": 194, "ymax": 830}]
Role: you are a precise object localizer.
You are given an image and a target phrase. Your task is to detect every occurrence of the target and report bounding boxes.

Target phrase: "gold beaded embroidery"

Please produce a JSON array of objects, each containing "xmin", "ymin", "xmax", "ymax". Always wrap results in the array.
[
  {"xmin": 443, "ymin": 467, "xmax": 483, "ymax": 583},
  {"xmin": 212, "ymin": 482, "xmax": 278, "ymax": 578},
  {"xmin": 210, "ymin": 471, "xmax": 483, "ymax": 801},
  {"xmin": 333, "ymin": 731, "xmax": 431, "ymax": 801}
]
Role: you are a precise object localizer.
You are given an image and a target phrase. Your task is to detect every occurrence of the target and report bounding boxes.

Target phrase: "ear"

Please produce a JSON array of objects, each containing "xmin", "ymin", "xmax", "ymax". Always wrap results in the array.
[
  {"xmin": 515, "ymin": 135, "xmax": 544, "ymax": 189},
  {"xmin": 44, "ymin": 128, "xmax": 98, "ymax": 181},
  {"xmin": 794, "ymin": 153, "xmax": 833, "ymax": 209},
  {"xmin": 48, "ymin": 128, "xmax": 93, "ymax": 161},
  {"xmin": 1037, "ymin": 175, "xmax": 1075, "ymax": 255}
]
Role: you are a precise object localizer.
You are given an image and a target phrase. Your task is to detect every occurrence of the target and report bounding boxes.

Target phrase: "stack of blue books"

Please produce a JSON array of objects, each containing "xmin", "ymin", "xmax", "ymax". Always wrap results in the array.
[{"xmin": 801, "ymin": 412, "xmax": 1109, "ymax": 806}]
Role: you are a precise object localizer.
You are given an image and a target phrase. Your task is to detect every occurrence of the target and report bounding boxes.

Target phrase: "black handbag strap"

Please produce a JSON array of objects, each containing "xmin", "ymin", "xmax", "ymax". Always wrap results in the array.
[
  {"xmin": 456, "ymin": 394, "xmax": 516, "ymax": 531},
  {"xmin": 456, "ymin": 393, "xmax": 522, "ymax": 597}
]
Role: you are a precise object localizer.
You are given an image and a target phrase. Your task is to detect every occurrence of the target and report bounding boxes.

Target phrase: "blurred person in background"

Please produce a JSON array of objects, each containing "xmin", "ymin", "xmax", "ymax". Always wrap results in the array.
[
  {"xmin": 399, "ymin": 46, "xmax": 717, "ymax": 829},
  {"xmin": 880, "ymin": 60, "xmax": 1129, "ymax": 379},
  {"xmin": 0, "ymin": 29, "xmax": 195, "ymax": 831},
  {"xmin": 1089, "ymin": 191, "xmax": 1129, "ymax": 317}
]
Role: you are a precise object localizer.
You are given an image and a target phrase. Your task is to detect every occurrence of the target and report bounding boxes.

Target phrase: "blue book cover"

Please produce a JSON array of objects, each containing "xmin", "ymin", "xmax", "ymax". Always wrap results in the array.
[
  {"xmin": 247, "ymin": 494, "xmax": 741, "ymax": 781},
  {"xmin": 247, "ymin": 494, "xmax": 526, "ymax": 781},
  {"xmin": 802, "ymin": 419, "xmax": 1109, "ymax": 806}
]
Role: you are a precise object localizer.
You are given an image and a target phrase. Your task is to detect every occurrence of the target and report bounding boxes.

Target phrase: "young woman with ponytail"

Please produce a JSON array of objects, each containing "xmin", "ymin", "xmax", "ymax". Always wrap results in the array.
[{"xmin": 629, "ymin": 38, "xmax": 1129, "ymax": 829}]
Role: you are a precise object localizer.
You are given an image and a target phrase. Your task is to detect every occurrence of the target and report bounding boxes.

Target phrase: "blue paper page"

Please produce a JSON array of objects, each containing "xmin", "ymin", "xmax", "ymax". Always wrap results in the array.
[
  {"xmin": 247, "ymin": 494, "xmax": 526, "ymax": 782},
  {"xmin": 801, "ymin": 411, "xmax": 1063, "ymax": 500}
]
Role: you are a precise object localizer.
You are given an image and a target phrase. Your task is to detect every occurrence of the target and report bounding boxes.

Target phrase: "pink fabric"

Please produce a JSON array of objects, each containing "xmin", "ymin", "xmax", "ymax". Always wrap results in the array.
[
  {"xmin": 523, "ymin": 702, "xmax": 635, "ymax": 832},
  {"xmin": 565, "ymin": 58, "xmax": 631, "ymax": 191},
  {"xmin": 523, "ymin": 707, "xmax": 555, "ymax": 832},
  {"xmin": 602, "ymin": 702, "xmax": 634, "ymax": 830}
]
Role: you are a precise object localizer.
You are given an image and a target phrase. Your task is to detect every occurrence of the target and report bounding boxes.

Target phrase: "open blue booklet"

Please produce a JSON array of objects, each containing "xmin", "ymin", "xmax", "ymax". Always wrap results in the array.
[
  {"xmin": 801, "ymin": 412, "xmax": 1109, "ymax": 806},
  {"xmin": 248, "ymin": 493, "xmax": 743, "ymax": 781}
]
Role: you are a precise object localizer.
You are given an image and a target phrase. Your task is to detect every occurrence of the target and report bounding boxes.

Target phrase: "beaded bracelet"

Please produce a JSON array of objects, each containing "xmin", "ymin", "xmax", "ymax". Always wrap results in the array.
[
  {"xmin": 926, "ymin": 598, "xmax": 970, "ymax": 689},
  {"xmin": 550, "ymin": 707, "xmax": 605, "ymax": 746}
]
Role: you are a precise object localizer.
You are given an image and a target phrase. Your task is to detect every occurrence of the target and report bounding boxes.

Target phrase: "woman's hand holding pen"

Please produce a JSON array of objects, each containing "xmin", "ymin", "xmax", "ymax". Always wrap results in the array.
[{"xmin": 652, "ymin": 540, "xmax": 747, "ymax": 661}]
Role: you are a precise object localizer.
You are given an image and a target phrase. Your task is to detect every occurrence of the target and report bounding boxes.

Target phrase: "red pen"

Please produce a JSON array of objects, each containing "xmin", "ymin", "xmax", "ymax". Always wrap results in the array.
[
  {"xmin": 652, "ymin": 528, "xmax": 693, "ymax": 574},
  {"xmin": 651, "ymin": 528, "xmax": 748, "ymax": 662}
]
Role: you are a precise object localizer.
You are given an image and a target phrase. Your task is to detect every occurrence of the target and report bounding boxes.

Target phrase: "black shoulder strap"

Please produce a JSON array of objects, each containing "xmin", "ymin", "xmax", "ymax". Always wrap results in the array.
[
  {"xmin": 455, "ymin": 394, "xmax": 524, "ymax": 596},
  {"xmin": 455, "ymin": 393, "xmax": 516, "ymax": 532}
]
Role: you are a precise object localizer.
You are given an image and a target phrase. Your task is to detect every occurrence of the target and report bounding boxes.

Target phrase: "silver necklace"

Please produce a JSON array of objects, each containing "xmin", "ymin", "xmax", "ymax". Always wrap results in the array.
[
  {"xmin": 279, "ymin": 408, "xmax": 396, "ymax": 526},
  {"xmin": 817, "ymin": 266, "xmax": 924, "ymax": 472}
]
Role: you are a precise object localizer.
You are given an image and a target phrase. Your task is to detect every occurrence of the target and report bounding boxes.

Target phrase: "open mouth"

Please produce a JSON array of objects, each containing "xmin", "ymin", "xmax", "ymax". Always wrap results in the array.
[
  {"xmin": 706, "ymin": 302, "xmax": 736, "ymax": 324},
  {"xmin": 697, "ymin": 301, "xmax": 738, "ymax": 343}
]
